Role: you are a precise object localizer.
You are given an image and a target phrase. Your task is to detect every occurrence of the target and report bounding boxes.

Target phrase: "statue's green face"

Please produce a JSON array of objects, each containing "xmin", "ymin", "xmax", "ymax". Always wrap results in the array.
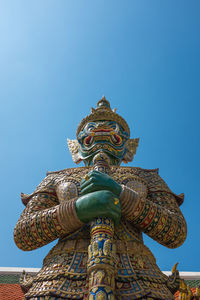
[{"xmin": 77, "ymin": 121, "xmax": 129, "ymax": 166}]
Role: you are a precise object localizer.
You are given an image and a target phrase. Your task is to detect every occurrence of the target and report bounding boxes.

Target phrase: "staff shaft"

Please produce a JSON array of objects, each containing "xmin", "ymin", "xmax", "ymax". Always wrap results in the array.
[{"xmin": 87, "ymin": 153, "xmax": 117, "ymax": 300}]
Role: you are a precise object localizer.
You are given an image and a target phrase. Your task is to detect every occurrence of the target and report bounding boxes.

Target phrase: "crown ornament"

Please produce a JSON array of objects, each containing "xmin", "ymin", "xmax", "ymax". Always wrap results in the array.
[{"xmin": 76, "ymin": 96, "xmax": 130, "ymax": 138}]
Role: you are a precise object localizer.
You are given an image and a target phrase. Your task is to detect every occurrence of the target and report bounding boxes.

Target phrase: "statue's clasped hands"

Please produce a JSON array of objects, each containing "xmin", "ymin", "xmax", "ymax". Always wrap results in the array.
[{"xmin": 75, "ymin": 170, "xmax": 122, "ymax": 225}]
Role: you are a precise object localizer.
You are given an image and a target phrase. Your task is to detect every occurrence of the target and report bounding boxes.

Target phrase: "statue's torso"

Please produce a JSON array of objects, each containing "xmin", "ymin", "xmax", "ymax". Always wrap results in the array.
[{"xmin": 25, "ymin": 166, "xmax": 176, "ymax": 300}]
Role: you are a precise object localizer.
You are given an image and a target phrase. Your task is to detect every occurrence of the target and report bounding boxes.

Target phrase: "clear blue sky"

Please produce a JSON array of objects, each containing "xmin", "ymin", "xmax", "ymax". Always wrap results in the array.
[{"xmin": 0, "ymin": 1, "xmax": 199, "ymax": 271}]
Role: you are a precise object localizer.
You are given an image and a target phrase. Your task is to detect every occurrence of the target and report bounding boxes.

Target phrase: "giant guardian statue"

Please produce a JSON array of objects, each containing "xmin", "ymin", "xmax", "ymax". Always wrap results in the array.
[{"xmin": 14, "ymin": 97, "xmax": 187, "ymax": 300}]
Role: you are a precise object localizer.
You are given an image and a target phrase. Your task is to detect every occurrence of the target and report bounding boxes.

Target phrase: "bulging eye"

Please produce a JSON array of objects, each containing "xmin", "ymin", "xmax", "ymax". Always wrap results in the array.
[
  {"xmin": 110, "ymin": 123, "xmax": 119, "ymax": 132},
  {"xmin": 88, "ymin": 126, "xmax": 94, "ymax": 133},
  {"xmin": 84, "ymin": 135, "xmax": 93, "ymax": 146},
  {"xmin": 85, "ymin": 123, "xmax": 95, "ymax": 133}
]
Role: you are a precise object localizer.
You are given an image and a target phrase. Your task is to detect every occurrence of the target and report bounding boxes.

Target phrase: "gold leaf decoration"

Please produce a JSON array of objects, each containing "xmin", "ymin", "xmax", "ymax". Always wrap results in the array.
[
  {"xmin": 92, "ymin": 240, "xmax": 99, "ymax": 257},
  {"xmin": 103, "ymin": 239, "xmax": 111, "ymax": 256}
]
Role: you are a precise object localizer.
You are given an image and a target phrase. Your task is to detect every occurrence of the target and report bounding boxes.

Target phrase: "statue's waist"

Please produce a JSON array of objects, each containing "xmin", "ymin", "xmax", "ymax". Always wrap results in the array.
[
  {"xmin": 44, "ymin": 238, "xmax": 155, "ymax": 264},
  {"xmin": 55, "ymin": 220, "xmax": 143, "ymax": 243}
]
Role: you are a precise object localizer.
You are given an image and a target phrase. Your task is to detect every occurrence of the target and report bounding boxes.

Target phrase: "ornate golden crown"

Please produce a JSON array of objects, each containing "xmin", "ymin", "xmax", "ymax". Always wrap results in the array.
[{"xmin": 76, "ymin": 96, "xmax": 130, "ymax": 137}]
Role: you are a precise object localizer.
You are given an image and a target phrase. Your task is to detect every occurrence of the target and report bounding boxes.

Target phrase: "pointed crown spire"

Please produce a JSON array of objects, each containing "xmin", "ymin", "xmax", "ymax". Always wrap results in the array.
[{"xmin": 97, "ymin": 96, "xmax": 111, "ymax": 109}]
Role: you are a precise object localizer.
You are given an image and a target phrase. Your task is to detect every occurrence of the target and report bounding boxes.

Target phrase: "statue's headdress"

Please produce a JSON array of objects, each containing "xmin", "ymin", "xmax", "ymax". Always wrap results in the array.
[
  {"xmin": 68, "ymin": 96, "xmax": 139, "ymax": 164},
  {"xmin": 76, "ymin": 96, "xmax": 130, "ymax": 138}
]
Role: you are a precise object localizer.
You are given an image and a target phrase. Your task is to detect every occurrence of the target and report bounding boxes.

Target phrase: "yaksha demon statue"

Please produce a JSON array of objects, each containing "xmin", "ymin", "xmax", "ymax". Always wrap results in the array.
[{"xmin": 14, "ymin": 97, "xmax": 187, "ymax": 300}]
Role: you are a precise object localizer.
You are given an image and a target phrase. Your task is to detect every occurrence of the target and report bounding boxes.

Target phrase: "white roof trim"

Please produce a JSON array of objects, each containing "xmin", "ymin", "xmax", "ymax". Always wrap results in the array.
[
  {"xmin": 0, "ymin": 268, "xmax": 200, "ymax": 280},
  {"xmin": 163, "ymin": 271, "xmax": 200, "ymax": 280},
  {"xmin": 0, "ymin": 267, "xmax": 40, "ymax": 275}
]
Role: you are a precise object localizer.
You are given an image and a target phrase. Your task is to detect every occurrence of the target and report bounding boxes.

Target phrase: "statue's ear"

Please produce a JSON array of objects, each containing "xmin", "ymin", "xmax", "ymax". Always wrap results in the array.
[
  {"xmin": 67, "ymin": 139, "xmax": 82, "ymax": 164},
  {"xmin": 122, "ymin": 138, "xmax": 139, "ymax": 163}
]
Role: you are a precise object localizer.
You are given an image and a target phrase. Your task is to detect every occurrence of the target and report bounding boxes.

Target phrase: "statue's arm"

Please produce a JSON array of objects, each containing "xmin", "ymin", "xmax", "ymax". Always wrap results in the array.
[
  {"xmin": 120, "ymin": 177, "xmax": 187, "ymax": 249},
  {"xmin": 14, "ymin": 191, "xmax": 83, "ymax": 251}
]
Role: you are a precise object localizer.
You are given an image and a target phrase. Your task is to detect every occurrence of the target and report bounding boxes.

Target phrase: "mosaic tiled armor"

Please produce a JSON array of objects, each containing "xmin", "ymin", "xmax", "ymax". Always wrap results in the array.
[
  {"xmin": 14, "ymin": 165, "xmax": 186, "ymax": 299},
  {"xmin": 14, "ymin": 97, "xmax": 187, "ymax": 300}
]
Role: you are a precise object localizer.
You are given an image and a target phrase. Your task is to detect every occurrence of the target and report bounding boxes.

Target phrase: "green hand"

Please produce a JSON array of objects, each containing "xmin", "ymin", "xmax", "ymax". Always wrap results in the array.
[
  {"xmin": 75, "ymin": 190, "xmax": 121, "ymax": 225},
  {"xmin": 81, "ymin": 170, "xmax": 122, "ymax": 196}
]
